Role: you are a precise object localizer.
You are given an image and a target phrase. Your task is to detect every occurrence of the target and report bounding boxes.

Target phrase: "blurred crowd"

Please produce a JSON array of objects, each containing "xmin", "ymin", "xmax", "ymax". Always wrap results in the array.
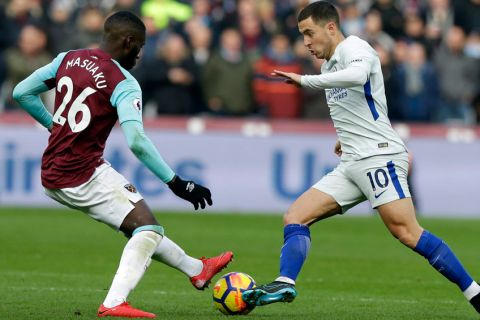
[{"xmin": 0, "ymin": 0, "xmax": 479, "ymax": 124}]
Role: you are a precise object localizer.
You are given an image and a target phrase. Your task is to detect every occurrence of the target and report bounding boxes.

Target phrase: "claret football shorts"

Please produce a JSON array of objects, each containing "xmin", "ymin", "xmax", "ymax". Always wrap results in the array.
[
  {"xmin": 44, "ymin": 162, "xmax": 144, "ymax": 229},
  {"xmin": 313, "ymin": 152, "xmax": 411, "ymax": 213}
]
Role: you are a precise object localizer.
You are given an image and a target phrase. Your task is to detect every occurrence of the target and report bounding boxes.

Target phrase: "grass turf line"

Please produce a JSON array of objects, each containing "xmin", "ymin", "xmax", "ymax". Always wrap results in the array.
[{"xmin": 0, "ymin": 207, "xmax": 479, "ymax": 319}]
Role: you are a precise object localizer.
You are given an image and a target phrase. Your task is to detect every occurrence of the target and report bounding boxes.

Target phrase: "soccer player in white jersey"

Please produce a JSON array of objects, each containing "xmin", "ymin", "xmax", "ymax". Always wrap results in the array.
[{"xmin": 242, "ymin": 1, "xmax": 480, "ymax": 315}]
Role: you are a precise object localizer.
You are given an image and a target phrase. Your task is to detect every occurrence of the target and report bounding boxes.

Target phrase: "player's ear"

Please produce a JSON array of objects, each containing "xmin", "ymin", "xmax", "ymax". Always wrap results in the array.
[
  {"xmin": 326, "ymin": 21, "xmax": 336, "ymax": 35},
  {"xmin": 124, "ymin": 35, "xmax": 134, "ymax": 50}
]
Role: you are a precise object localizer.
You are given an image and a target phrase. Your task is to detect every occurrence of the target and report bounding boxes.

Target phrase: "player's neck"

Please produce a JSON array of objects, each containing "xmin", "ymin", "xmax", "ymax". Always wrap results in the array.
[
  {"xmin": 326, "ymin": 33, "xmax": 345, "ymax": 61},
  {"xmin": 99, "ymin": 43, "xmax": 118, "ymax": 61}
]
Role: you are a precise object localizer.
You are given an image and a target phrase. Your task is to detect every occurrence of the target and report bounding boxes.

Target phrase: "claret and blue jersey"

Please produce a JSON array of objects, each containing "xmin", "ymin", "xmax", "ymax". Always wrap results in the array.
[{"xmin": 12, "ymin": 48, "xmax": 174, "ymax": 189}]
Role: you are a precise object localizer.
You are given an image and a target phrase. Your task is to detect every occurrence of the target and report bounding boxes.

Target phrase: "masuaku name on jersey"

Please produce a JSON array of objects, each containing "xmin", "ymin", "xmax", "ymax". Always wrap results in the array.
[{"xmin": 65, "ymin": 57, "xmax": 107, "ymax": 89}]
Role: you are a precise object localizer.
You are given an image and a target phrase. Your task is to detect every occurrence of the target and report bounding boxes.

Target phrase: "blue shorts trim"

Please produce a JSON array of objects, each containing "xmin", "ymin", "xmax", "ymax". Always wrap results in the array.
[{"xmin": 387, "ymin": 160, "xmax": 405, "ymax": 199}]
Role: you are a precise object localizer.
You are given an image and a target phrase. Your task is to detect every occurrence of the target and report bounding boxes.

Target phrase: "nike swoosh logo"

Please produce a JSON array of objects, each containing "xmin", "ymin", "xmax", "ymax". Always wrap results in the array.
[
  {"xmin": 98, "ymin": 306, "xmax": 117, "ymax": 315},
  {"xmin": 374, "ymin": 190, "xmax": 387, "ymax": 199}
]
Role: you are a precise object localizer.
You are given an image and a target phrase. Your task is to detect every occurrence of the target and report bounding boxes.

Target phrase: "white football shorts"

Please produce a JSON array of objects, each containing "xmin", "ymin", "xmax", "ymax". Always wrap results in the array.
[
  {"xmin": 313, "ymin": 152, "xmax": 411, "ymax": 213},
  {"xmin": 44, "ymin": 162, "xmax": 144, "ymax": 229}
]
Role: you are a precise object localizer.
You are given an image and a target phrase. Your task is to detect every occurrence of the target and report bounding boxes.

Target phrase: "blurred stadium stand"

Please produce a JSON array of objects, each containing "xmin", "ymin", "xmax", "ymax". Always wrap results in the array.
[{"xmin": 0, "ymin": 0, "xmax": 479, "ymax": 123}]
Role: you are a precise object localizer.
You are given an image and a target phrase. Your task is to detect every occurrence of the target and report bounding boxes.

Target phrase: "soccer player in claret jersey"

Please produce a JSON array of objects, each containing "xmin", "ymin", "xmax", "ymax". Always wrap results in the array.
[
  {"xmin": 242, "ymin": 1, "xmax": 480, "ymax": 315},
  {"xmin": 12, "ymin": 11, "xmax": 233, "ymax": 318}
]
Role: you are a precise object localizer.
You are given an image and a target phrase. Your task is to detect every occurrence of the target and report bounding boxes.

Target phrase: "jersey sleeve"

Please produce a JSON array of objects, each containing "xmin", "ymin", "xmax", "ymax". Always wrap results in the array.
[
  {"xmin": 112, "ymin": 76, "xmax": 175, "ymax": 183},
  {"xmin": 111, "ymin": 77, "xmax": 143, "ymax": 125},
  {"xmin": 301, "ymin": 67, "xmax": 368, "ymax": 89},
  {"xmin": 120, "ymin": 121, "xmax": 175, "ymax": 183},
  {"xmin": 12, "ymin": 52, "xmax": 67, "ymax": 129}
]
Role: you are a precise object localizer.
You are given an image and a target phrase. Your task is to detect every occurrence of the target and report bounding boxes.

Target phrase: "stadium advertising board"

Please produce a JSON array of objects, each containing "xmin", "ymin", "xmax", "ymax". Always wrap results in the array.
[{"xmin": 0, "ymin": 124, "xmax": 478, "ymax": 217}]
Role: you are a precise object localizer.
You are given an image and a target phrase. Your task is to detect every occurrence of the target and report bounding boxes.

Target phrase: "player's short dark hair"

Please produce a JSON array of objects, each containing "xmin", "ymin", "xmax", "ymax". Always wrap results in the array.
[
  {"xmin": 297, "ymin": 1, "xmax": 340, "ymax": 28},
  {"xmin": 104, "ymin": 11, "xmax": 145, "ymax": 35}
]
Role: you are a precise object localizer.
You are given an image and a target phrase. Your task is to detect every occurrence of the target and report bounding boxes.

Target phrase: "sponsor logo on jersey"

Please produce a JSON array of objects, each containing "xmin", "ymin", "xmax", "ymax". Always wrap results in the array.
[
  {"xmin": 124, "ymin": 184, "xmax": 137, "ymax": 193},
  {"xmin": 133, "ymin": 99, "xmax": 142, "ymax": 112},
  {"xmin": 326, "ymin": 87, "xmax": 348, "ymax": 102},
  {"xmin": 349, "ymin": 58, "xmax": 363, "ymax": 64}
]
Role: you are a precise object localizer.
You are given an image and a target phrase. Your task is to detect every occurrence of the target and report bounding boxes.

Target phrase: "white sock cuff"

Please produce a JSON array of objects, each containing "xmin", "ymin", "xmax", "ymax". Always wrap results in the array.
[
  {"xmin": 275, "ymin": 276, "xmax": 295, "ymax": 285},
  {"xmin": 463, "ymin": 281, "xmax": 480, "ymax": 300}
]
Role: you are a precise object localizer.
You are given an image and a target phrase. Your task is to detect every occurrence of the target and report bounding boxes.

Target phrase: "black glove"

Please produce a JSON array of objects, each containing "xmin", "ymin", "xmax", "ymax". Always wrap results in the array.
[{"xmin": 167, "ymin": 175, "xmax": 213, "ymax": 210}]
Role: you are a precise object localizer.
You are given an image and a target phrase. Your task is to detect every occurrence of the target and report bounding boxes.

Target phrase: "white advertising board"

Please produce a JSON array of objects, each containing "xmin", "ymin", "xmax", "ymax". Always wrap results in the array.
[{"xmin": 0, "ymin": 124, "xmax": 478, "ymax": 217}]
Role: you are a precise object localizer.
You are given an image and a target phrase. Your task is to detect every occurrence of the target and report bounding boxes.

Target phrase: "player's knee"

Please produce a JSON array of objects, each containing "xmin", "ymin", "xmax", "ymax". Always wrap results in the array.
[
  {"xmin": 283, "ymin": 211, "xmax": 293, "ymax": 225},
  {"xmin": 389, "ymin": 227, "xmax": 418, "ymax": 248},
  {"xmin": 283, "ymin": 213, "xmax": 291, "ymax": 226},
  {"xmin": 283, "ymin": 209, "xmax": 306, "ymax": 225}
]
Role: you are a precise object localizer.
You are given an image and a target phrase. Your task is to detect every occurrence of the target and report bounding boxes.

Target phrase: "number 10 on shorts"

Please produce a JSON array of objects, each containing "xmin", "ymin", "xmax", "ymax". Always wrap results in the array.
[{"xmin": 366, "ymin": 168, "xmax": 389, "ymax": 192}]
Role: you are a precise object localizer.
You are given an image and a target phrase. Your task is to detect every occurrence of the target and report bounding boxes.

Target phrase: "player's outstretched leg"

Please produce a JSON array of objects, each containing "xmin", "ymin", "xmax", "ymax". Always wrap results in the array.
[
  {"xmin": 413, "ymin": 230, "xmax": 480, "ymax": 313},
  {"xmin": 379, "ymin": 199, "xmax": 480, "ymax": 314},
  {"xmin": 242, "ymin": 224, "xmax": 309, "ymax": 306},
  {"xmin": 99, "ymin": 226, "xmax": 163, "ymax": 318},
  {"xmin": 152, "ymin": 236, "xmax": 233, "ymax": 290}
]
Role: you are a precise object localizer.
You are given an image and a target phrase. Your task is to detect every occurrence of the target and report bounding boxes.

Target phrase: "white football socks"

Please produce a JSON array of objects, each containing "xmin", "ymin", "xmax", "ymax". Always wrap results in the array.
[
  {"xmin": 152, "ymin": 236, "xmax": 203, "ymax": 278},
  {"xmin": 464, "ymin": 281, "xmax": 480, "ymax": 300},
  {"xmin": 103, "ymin": 231, "xmax": 162, "ymax": 308}
]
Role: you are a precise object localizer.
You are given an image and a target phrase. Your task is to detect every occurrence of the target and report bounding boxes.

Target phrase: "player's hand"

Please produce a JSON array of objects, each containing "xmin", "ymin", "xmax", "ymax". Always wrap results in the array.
[
  {"xmin": 167, "ymin": 175, "xmax": 213, "ymax": 210},
  {"xmin": 271, "ymin": 70, "xmax": 302, "ymax": 87},
  {"xmin": 334, "ymin": 140, "xmax": 342, "ymax": 157}
]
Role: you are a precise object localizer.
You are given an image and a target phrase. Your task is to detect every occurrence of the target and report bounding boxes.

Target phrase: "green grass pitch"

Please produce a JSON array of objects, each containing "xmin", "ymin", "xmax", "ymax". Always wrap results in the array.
[{"xmin": 0, "ymin": 207, "xmax": 479, "ymax": 319}]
